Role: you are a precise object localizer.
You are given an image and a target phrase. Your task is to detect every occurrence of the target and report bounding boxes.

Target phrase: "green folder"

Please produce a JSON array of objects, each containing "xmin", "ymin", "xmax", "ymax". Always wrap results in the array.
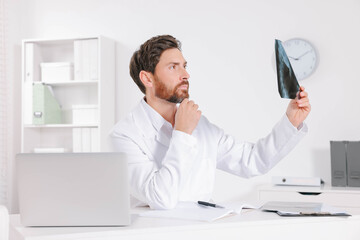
[{"xmin": 33, "ymin": 83, "xmax": 62, "ymax": 124}]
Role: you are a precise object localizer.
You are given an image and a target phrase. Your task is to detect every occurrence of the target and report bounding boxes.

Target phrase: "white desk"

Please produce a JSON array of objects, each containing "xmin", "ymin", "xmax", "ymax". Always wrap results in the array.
[{"xmin": 10, "ymin": 207, "xmax": 360, "ymax": 240}]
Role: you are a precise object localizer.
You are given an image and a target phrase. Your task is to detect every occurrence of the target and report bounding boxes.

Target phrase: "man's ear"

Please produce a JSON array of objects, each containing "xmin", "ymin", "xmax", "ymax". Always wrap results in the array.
[{"xmin": 139, "ymin": 70, "xmax": 154, "ymax": 89}]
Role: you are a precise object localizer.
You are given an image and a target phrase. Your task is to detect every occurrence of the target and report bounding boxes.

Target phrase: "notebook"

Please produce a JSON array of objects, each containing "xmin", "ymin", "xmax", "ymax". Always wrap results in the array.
[{"xmin": 16, "ymin": 152, "xmax": 131, "ymax": 226}]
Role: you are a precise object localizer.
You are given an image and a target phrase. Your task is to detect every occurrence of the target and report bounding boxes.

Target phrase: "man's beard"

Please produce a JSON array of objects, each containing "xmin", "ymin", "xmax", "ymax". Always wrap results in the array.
[{"xmin": 154, "ymin": 77, "xmax": 189, "ymax": 103}]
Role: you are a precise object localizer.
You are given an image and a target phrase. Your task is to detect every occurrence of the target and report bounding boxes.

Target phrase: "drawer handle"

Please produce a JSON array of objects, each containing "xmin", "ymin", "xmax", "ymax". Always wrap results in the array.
[{"xmin": 297, "ymin": 192, "xmax": 322, "ymax": 196}]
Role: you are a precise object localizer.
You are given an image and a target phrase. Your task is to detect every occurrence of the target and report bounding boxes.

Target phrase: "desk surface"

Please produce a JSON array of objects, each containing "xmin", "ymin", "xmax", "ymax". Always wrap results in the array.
[{"xmin": 10, "ymin": 207, "xmax": 360, "ymax": 240}]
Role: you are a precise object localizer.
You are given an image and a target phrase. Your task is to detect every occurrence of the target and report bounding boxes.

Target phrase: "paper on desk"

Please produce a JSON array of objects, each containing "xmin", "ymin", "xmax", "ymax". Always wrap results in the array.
[
  {"xmin": 261, "ymin": 201, "xmax": 351, "ymax": 216},
  {"xmin": 220, "ymin": 200, "xmax": 263, "ymax": 214},
  {"xmin": 139, "ymin": 201, "xmax": 262, "ymax": 222},
  {"xmin": 140, "ymin": 202, "xmax": 232, "ymax": 222}
]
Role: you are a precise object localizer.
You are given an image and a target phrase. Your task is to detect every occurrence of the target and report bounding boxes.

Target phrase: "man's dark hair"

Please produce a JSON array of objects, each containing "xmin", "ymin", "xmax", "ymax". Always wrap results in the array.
[{"xmin": 129, "ymin": 35, "xmax": 182, "ymax": 94}]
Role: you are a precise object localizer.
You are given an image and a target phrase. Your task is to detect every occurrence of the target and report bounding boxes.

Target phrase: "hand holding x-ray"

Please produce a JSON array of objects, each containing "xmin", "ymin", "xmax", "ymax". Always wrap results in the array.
[{"xmin": 275, "ymin": 39, "xmax": 311, "ymax": 128}]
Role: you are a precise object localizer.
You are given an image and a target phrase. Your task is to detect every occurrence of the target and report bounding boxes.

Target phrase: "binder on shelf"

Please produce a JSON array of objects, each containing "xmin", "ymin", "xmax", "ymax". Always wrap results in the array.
[
  {"xmin": 81, "ymin": 128, "xmax": 91, "ymax": 152},
  {"xmin": 72, "ymin": 128, "xmax": 82, "ymax": 153},
  {"xmin": 347, "ymin": 141, "xmax": 360, "ymax": 187},
  {"xmin": 330, "ymin": 141, "xmax": 347, "ymax": 187},
  {"xmin": 25, "ymin": 43, "xmax": 40, "ymax": 83},
  {"xmin": 24, "ymin": 43, "xmax": 41, "ymax": 124},
  {"xmin": 90, "ymin": 128, "xmax": 100, "ymax": 152},
  {"xmin": 72, "ymin": 128, "xmax": 99, "ymax": 152},
  {"xmin": 74, "ymin": 39, "xmax": 98, "ymax": 81},
  {"xmin": 32, "ymin": 83, "xmax": 62, "ymax": 125}
]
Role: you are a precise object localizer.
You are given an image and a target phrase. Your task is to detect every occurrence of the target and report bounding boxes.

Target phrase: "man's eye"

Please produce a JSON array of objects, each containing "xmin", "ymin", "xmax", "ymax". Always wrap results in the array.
[{"xmin": 170, "ymin": 65, "xmax": 175, "ymax": 70}]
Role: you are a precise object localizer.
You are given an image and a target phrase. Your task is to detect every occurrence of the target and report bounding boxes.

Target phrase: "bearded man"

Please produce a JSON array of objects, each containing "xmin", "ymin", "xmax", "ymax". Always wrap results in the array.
[{"xmin": 109, "ymin": 35, "xmax": 311, "ymax": 209}]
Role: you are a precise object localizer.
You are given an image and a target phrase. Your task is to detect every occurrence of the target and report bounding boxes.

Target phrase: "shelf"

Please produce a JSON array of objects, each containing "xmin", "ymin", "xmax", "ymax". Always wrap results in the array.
[
  {"xmin": 23, "ymin": 36, "xmax": 98, "ymax": 45},
  {"xmin": 24, "ymin": 124, "xmax": 99, "ymax": 128},
  {"xmin": 40, "ymin": 80, "xmax": 98, "ymax": 86},
  {"xmin": 22, "ymin": 36, "xmax": 115, "ymax": 153}
]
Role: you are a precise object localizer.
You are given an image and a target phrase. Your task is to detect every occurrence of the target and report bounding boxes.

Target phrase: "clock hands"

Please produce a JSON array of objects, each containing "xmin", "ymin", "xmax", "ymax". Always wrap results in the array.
[{"xmin": 288, "ymin": 50, "xmax": 312, "ymax": 61}]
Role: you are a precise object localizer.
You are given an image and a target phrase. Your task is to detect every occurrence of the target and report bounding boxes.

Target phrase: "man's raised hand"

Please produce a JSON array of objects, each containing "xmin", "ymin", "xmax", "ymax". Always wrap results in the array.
[{"xmin": 174, "ymin": 99, "xmax": 202, "ymax": 135}]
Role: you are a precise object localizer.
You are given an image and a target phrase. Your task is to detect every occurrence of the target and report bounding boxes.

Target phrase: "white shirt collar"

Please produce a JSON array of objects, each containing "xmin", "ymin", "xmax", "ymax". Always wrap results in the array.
[{"xmin": 140, "ymin": 98, "xmax": 173, "ymax": 133}]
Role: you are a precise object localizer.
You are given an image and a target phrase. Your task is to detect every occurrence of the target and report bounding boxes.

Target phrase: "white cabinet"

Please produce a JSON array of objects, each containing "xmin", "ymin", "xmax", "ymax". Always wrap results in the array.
[
  {"xmin": 258, "ymin": 185, "xmax": 360, "ymax": 208},
  {"xmin": 21, "ymin": 36, "xmax": 115, "ymax": 153}
]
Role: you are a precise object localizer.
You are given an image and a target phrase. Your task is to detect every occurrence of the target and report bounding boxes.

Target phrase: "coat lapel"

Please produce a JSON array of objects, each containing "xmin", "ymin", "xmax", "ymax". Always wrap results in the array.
[
  {"xmin": 155, "ymin": 124, "xmax": 172, "ymax": 147},
  {"xmin": 132, "ymin": 102, "xmax": 172, "ymax": 160}
]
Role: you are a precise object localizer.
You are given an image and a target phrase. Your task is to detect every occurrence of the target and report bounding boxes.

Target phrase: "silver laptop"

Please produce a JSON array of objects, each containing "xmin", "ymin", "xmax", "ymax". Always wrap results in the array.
[{"xmin": 16, "ymin": 152, "xmax": 130, "ymax": 227}]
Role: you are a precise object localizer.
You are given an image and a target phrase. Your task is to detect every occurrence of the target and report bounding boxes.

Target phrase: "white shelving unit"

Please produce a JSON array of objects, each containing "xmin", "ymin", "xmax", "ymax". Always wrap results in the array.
[{"xmin": 21, "ymin": 36, "xmax": 115, "ymax": 153}]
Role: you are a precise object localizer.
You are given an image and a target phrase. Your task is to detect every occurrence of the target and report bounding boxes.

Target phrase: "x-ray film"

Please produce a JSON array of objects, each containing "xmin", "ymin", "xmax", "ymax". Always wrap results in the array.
[{"xmin": 275, "ymin": 39, "xmax": 300, "ymax": 99}]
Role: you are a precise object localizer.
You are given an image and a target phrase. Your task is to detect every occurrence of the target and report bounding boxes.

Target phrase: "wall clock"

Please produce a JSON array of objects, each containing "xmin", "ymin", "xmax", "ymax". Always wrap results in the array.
[{"xmin": 282, "ymin": 38, "xmax": 318, "ymax": 80}]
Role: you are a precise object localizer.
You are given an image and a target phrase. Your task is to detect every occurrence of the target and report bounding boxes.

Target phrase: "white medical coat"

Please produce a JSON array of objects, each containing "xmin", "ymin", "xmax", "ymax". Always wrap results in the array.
[{"xmin": 109, "ymin": 99, "xmax": 307, "ymax": 209}]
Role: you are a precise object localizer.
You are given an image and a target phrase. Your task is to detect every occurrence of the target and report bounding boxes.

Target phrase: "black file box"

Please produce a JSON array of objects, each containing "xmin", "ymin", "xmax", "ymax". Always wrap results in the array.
[
  {"xmin": 330, "ymin": 141, "xmax": 347, "ymax": 187},
  {"xmin": 347, "ymin": 141, "xmax": 360, "ymax": 187}
]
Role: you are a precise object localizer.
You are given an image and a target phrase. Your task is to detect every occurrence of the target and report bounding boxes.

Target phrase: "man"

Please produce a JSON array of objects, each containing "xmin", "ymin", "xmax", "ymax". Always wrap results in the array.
[{"xmin": 110, "ymin": 35, "xmax": 311, "ymax": 209}]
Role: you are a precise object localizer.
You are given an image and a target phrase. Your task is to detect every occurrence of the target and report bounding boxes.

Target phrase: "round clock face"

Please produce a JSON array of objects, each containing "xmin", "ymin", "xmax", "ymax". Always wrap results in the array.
[{"xmin": 283, "ymin": 38, "xmax": 317, "ymax": 80}]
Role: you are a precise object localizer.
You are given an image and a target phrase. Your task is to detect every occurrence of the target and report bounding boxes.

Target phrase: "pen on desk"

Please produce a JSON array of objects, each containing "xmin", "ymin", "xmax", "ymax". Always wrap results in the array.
[{"xmin": 197, "ymin": 201, "xmax": 225, "ymax": 209}]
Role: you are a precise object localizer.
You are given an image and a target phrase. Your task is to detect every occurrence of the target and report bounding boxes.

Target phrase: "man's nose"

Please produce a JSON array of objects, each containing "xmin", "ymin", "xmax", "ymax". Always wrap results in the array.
[{"xmin": 181, "ymin": 68, "xmax": 190, "ymax": 80}]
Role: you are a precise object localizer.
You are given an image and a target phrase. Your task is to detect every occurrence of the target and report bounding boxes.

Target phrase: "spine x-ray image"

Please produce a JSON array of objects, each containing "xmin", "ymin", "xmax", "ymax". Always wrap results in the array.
[{"xmin": 275, "ymin": 39, "xmax": 300, "ymax": 99}]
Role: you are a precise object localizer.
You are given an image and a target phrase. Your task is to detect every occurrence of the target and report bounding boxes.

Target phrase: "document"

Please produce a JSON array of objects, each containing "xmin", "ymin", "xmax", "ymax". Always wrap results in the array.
[
  {"xmin": 261, "ymin": 201, "xmax": 351, "ymax": 217},
  {"xmin": 139, "ymin": 201, "xmax": 262, "ymax": 222},
  {"xmin": 275, "ymin": 39, "xmax": 300, "ymax": 99}
]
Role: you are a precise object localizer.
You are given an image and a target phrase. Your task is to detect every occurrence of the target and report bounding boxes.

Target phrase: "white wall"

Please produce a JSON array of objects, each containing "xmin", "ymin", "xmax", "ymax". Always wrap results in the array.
[{"xmin": 9, "ymin": 0, "xmax": 360, "ymax": 210}]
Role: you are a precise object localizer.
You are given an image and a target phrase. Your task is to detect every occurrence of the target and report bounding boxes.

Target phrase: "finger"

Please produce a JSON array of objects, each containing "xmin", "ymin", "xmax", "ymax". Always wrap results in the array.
[
  {"xmin": 297, "ymin": 96, "xmax": 309, "ymax": 103},
  {"xmin": 181, "ymin": 98, "xmax": 189, "ymax": 105},
  {"xmin": 298, "ymin": 86, "xmax": 306, "ymax": 99},
  {"xmin": 193, "ymin": 104, "xmax": 199, "ymax": 110},
  {"xmin": 188, "ymin": 100, "xmax": 195, "ymax": 106},
  {"xmin": 298, "ymin": 99, "xmax": 309, "ymax": 105},
  {"xmin": 298, "ymin": 100, "xmax": 310, "ymax": 107},
  {"xmin": 297, "ymin": 97, "xmax": 309, "ymax": 104},
  {"xmin": 300, "ymin": 91, "xmax": 308, "ymax": 98}
]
